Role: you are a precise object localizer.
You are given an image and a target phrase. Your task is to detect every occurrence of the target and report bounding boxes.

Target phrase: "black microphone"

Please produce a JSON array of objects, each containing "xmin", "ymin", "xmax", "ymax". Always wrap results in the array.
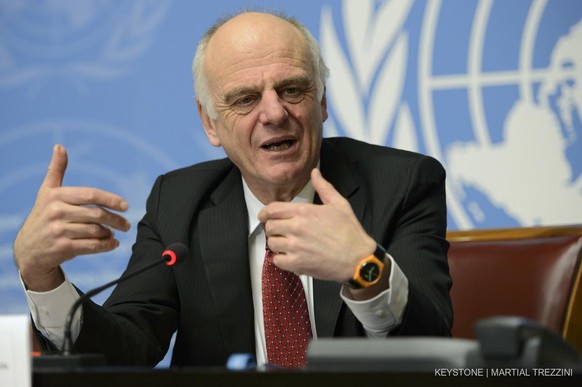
[{"xmin": 35, "ymin": 242, "xmax": 188, "ymax": 368}]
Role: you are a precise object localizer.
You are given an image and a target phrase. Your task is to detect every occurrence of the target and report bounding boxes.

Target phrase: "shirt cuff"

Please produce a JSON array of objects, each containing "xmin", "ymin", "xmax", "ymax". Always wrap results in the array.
[
  {"xmin": 340, "ymin": 253, "xmax": 409, "ymax": 336},
  {"xmin": 21, "ymin": 270, "xmax": 81, "ymax": 348}
]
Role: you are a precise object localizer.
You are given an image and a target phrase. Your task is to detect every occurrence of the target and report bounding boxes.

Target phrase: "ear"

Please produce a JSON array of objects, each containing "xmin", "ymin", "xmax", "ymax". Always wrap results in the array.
[
  {"xmin": 197, "ymin": 99, "xmax": 222, "ymax": 147},
  {"xmin": 320, "ymin": 87, "xmax": 328, "ymax": 122}
]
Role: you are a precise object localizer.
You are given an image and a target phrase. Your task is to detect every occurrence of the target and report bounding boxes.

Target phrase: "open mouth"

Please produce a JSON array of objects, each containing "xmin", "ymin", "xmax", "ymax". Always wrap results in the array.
[{"xmin": 261, "ymin": 138, "xmax": 296, "ymax": 151}]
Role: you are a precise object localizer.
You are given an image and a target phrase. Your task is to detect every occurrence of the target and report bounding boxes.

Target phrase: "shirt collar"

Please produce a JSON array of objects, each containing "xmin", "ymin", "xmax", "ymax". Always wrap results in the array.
[{"xmin": 243, "ymin": 173, "xmax": 317, "ymax": 238}]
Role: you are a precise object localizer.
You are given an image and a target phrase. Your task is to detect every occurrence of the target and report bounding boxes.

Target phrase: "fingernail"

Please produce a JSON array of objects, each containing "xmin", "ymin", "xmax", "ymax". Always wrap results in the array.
[{"xmin": 120, "ymin": 201, "xmax": 129, "ymax": 211}]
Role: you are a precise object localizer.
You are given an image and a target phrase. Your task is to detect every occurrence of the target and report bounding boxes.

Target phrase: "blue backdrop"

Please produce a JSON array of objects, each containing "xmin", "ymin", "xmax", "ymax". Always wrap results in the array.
[{"xmin": 1, "ymin": 0, "xmax": 581, "ymax": 364}]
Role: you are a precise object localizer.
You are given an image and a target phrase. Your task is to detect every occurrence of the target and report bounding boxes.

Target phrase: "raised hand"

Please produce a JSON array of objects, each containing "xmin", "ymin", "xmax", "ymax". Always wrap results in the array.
[
  {"xmin": 258, "ymin": 168, "xmax": 377, "ymax": 283},
  {"xmin": 14, "ymin": 145, "xmax": 131, "ymax": 291}
]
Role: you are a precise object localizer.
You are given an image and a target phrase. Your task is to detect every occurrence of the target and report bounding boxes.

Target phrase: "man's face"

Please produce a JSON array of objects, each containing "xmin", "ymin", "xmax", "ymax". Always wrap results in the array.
[{"xmin": 199, "ymin": 13, "xmax": 328, "ymax": 200}]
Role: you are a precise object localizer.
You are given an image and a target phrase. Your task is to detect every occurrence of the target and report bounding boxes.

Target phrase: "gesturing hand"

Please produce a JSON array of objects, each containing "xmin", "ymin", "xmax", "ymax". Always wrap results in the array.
[
  {"xmin": 14, "ymin": 145, "xmax": 131, "ymax": 291},
  {"xmin": 258, "ymin": 168, "xmax": 376, "ymax": 283}
]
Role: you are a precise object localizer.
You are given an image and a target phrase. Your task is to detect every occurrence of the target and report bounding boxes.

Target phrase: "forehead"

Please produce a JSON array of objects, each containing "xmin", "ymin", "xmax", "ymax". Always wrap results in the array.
[{"xmin": 204, "ymin": 14, "xmax": 314, "ymax": 94}]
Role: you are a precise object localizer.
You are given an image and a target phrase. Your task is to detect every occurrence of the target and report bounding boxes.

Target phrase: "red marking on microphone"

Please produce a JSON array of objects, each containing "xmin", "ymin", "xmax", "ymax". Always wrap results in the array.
[{"xmin": 163, "ymin": 250, "xmax": 177, "ymax": 266}]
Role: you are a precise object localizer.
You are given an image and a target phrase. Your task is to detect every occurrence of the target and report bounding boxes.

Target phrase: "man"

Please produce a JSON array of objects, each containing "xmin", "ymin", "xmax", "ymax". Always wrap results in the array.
[{"xmin": 14, "ymin": 11, "xmax": 452, "ymax": 368}]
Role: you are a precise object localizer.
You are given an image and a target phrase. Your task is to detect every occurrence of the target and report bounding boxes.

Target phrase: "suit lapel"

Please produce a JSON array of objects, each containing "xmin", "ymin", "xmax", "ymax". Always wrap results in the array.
[
  {"xmin": 314, "ymin": 140, "xmax": 367, "ymax": 337},
  {"xmin": 197, "ymin": 167, "xmax": 256, "ymax": 354}
]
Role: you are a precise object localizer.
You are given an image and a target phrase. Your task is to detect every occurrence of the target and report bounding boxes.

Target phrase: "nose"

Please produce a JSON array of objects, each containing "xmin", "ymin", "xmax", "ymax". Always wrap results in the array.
[{"xmin": 258, "ymin": 91, "xmax": 288, "ymax": 125}]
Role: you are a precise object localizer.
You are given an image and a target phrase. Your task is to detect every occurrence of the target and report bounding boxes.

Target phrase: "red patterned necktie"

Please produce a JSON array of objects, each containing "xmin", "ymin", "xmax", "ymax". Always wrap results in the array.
[{"xmin": 262, "ymin": 244, "xmax": 312, "ymax": 368}]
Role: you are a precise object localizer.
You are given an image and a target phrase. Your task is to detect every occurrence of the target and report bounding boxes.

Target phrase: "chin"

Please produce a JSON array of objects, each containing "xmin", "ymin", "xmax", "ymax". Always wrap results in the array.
[{"xmin": 264, "ymin": 166, "xmax": 308, "ymax": 186}]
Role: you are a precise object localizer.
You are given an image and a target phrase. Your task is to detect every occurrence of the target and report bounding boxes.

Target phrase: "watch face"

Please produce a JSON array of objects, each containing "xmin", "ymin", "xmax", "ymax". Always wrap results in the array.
[{"xmin": 359, "ymin": 261, "xmax": 380, "ymax": 283}]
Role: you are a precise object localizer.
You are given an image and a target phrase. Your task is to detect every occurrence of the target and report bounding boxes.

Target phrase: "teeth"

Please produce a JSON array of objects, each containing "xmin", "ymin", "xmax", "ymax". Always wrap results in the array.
[{"xmin": 265, "ymin": 141, "xmax": 291, "ymax": 151}]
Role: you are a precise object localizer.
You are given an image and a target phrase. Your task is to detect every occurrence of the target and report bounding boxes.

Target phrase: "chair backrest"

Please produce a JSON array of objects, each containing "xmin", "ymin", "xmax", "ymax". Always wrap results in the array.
[{"xmin": 447, "ymin": 225, "xmax": 582, "ymax": 352}]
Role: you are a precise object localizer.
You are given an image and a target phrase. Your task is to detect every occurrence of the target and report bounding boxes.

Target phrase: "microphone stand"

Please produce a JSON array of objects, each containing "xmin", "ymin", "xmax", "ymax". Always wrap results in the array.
[
  {"xmin": 61, "ymin": 257, "xmax": 171, "ymax": 356},
  {"xmin": 34, "ymin": 243, "xmax": 186, "ymax": 369}
]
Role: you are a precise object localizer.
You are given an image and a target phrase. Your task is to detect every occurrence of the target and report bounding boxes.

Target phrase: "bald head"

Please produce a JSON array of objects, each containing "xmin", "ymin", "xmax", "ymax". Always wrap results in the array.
[
  {"xmin": 209, "ymin": 12, "xmax": 304, "ymax": 58},
  {"xmin": 192, "ymin": 11, "xmax": 329, "ymax": 119}
]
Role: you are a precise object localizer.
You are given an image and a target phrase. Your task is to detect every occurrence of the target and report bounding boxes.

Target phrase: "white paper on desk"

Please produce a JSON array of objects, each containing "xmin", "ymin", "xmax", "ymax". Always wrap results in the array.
[{"xmin": 0, "ymin": 315, "xmax": 31, "ymax": 387}]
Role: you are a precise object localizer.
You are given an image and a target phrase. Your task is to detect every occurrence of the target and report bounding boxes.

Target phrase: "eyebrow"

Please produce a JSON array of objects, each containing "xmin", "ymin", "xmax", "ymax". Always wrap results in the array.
[
  {"xmin": 223, "ymin": 86, "xmax": 258, "ymax": 105},
  {"xmin": 222, "ymin": 76, "xmax": 313, "ymax": 105},
  {"xmin": 275, "ymin": 76, "xmax": 312, "ymax": 90}
]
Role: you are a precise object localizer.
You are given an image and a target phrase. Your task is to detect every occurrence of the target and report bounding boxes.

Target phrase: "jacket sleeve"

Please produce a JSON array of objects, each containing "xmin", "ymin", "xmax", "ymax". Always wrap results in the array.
[
  {"xmin": 384, "ymin": 155, "xmax": 452, "ymax": 336},
  {"xmin": 73, "ymin": 174, "xmax": 180, "ymax": 366}
]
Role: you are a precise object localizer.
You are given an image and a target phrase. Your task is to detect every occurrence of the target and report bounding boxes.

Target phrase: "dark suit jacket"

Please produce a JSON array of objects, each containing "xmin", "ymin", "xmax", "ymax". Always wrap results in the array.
[{"xmin": 37, "ymin": 137, "xmax": 452, "ymax": 367}]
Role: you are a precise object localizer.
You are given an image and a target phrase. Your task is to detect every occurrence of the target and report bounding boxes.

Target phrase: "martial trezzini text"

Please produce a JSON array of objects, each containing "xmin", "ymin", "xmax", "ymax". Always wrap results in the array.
[{"xmin": 434, "ymin": 368, "xmax": 573, "ymax": 377}]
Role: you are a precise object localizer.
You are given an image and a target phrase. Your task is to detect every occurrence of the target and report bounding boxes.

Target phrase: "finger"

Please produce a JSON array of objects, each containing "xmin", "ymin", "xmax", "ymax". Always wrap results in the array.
[
  {"xmin": 311, "ymin": 168, "xmax": 343, "ymax": 205},
  {"xmin": 71, "ymin": 205, "xmax": 131, "ymax": 232},
  {"xmin": 42, "ymin": 144, "xmax": 68, "ymax": 189},
  {"xmin": 49, "ymin": 202, "xmax": 131, "ymax": 232},
  {"xmin": 63, "ymin": 237, "xmax": 121, "ymax": 258},
  {"xmin": 270, "ymin": 252, "xmax": 292, "ymax": 272},
  {"xmin": 258, "ymin": 201, "xmax": 304, "ymax": 223},
  {"xmin": 60, "ymin": 223, "xmax": 115, "ymax": 240},
  {"xmin": 264, "ymin": 218, "xmax": 285, "ymax": 239},
  {"xmin": 264, "ymin": 217, "xmax": 308, "ymax": 242},
  {"xmin": 58, "ymin": 187, "xmax": 129, "ymax": 212},
  {"xmin": 265, "ymin": 235, "xmax": 287, "ymax": 255},
  {"xmin": 258, "ymin": 202, "xmax": 282, "ymax": 223}
]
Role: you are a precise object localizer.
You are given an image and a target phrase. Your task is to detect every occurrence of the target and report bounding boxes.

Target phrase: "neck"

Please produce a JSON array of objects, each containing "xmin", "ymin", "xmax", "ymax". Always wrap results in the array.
[{"xmin": 245, "ymin": 176, "xmax": 311, "ymax": 204}]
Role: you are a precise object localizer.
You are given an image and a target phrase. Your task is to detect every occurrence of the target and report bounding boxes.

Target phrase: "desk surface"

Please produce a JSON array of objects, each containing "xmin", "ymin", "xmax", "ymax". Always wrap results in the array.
[{"xmin": 34, "ymin": 367, "xmax": 582, "ymax": 387}]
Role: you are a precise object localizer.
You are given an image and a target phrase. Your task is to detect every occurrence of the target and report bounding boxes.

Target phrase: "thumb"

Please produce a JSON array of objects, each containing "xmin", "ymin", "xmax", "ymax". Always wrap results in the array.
[
  {"xmin": 311, "ymin": 168, "xmax": 342, "ymax": 205},
  {"xmin": 42, "ymin": 144, "xmax": 68, "ymax": 189}
]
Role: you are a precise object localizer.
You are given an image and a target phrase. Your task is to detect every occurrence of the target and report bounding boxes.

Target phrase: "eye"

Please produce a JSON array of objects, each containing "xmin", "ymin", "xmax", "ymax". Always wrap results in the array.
[
  {"xmin": 279, "ymin": 87, "xmax": 305, "ymax": 103},
  {"xmin": 236, "ymin": 95, "xmax": 257, "ymax": 106},
  {"xmin": 283, "ymin": 87, "xmax": 300, "ymax": 96},
  {"xmin": 232, "ymin": 95, "xmax": 259, "ymax": 114}
]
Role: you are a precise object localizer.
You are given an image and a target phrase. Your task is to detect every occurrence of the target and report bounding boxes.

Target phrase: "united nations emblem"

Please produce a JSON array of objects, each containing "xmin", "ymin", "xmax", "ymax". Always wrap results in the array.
[
  {"xmin": 320, "ymin": 0, "xmax": 582, "ymax": 229},
  {"xmin": 0, "ymin": 0, "xmax": 169, "ymax": 89}
]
